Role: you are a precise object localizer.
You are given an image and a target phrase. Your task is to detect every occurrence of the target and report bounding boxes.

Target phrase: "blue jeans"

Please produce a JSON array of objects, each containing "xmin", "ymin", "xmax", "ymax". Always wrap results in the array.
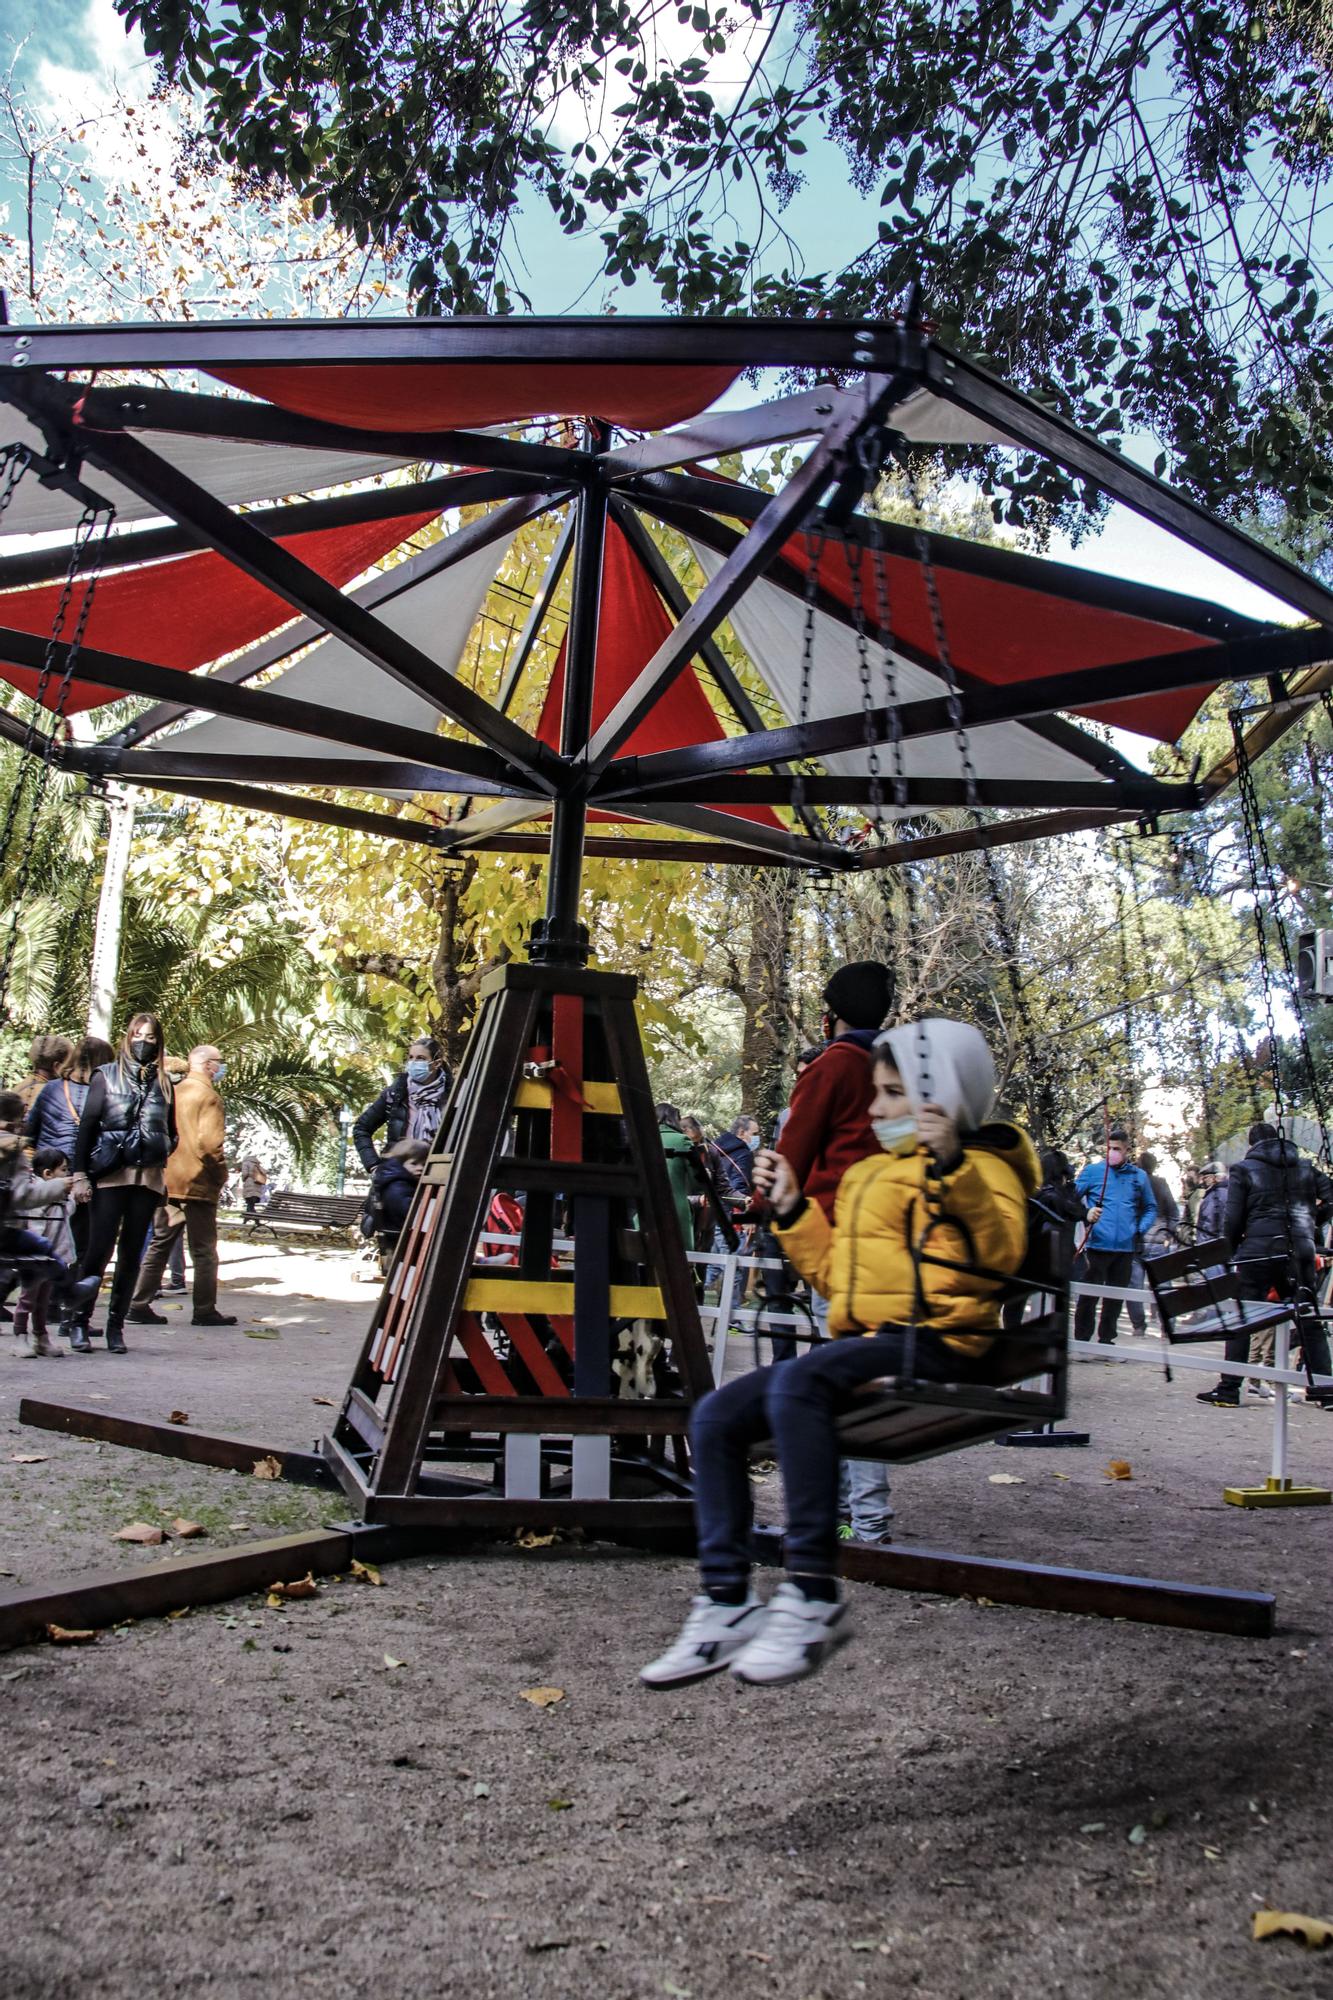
[
  {"xmin": 810, "ymin": 1291, "xmax": 894, "ymax": 1538},
  {"xmin": 692, "ymin": 1326, "xmax": 982, "ymax": 1590}
]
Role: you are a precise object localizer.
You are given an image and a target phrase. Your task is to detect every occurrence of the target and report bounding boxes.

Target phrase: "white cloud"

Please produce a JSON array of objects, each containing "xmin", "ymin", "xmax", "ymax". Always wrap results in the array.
[{"xmin": 31, "ymin": 0, "xmax": 150, "ymax": 124}]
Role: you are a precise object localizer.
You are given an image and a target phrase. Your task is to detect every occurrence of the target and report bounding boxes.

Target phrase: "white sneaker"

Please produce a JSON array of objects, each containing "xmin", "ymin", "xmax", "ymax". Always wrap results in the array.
[
  {"xmin": 729, "ymin": 1579, "xmax": 852, "ymax": 1686},
  {"xmin": 639, "ymin": 1593, "xmax": 767, "ymax": 1687},
  {"xmin": 1246, "ymin": 1380, "xmax": 1275, "ymax": 1400}
]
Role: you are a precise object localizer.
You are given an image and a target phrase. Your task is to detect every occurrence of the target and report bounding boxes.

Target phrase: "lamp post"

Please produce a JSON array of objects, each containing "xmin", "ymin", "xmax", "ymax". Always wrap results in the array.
[{"xmin": 336, "ymin": 1106, "xmax": 354, "ymax": 1195}]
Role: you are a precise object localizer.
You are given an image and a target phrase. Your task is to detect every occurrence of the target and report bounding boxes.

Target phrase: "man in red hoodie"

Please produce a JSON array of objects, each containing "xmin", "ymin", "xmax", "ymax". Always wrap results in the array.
[{"xmin": 778, "ymin": 958, "xmax": 896, "ymax": 1544}]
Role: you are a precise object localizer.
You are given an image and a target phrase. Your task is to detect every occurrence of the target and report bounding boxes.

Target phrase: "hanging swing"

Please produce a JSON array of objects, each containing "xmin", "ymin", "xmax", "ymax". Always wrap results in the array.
[{"xmin": 776, "ymin": 448, "xmax": 1073, "ymax": 1462}]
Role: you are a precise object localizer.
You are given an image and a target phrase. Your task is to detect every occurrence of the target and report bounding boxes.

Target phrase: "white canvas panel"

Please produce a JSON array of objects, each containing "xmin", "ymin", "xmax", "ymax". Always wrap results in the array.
[
  {"xmin": 689, "ymin": 542, "xmax": 1107, "ymax": 787},
  {"xmin": 0, "ymin": 405, "xmax": 410, "ymax": 539},
  {"xmin": 162, "ymin": 529, "xmax": 515, "ymax": 792},
  {"xmin": 890, "ymin": 386, "xmax": 1018, "ymax": 447}
]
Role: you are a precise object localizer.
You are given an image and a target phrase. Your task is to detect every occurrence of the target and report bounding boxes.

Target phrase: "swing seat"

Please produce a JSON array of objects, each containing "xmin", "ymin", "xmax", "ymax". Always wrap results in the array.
[
  {"xmin": 1144, "ymin": 1240, "xmax": 1297, "ymax": 1346},
  {"xmin": 832, "ymin": 1310, "xmax": 1067, "ymax": 1464}
]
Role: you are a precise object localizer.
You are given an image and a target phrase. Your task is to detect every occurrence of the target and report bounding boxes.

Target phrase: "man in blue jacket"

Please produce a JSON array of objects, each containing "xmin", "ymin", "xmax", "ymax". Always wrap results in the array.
[{"xmin": 1074, "ymin": 1126, "xmax": 1158, "ymax": 1344}]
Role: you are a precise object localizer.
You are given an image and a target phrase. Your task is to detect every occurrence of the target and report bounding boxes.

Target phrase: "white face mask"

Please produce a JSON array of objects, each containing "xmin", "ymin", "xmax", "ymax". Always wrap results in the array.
[
  {"xmin": 745, "ymin": 1133, "xmax": 760, "ymax": 1153},
  {"xmin": 873, "ymin": 1115, "xmax": 918, "ymax": 1157}
]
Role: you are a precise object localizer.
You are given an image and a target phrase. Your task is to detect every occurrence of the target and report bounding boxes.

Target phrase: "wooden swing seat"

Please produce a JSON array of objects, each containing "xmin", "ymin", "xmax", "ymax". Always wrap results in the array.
[
  {"xmin": 1144, "ymin": 1239, "xmax": 1298, "ymax": 1346},
  {"xmin": 831, "ymin": 1312, "xmax": 1068, "ymax": 1464}
]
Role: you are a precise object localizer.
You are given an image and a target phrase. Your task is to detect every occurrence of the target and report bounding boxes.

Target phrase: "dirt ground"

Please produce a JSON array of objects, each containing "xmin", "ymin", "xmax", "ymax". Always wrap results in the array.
[{"xmin": 2, "ymin": 1235, "xmax": 1331, "ymax": 2000}]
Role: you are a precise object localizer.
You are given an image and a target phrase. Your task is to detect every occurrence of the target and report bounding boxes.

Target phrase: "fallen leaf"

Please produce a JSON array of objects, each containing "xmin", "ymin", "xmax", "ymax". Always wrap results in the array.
[
  {"xmin": 472, "ymin": 1781, "xmax": 490, "ymax": 1798},
  {"xmin": 1051, "ymin": 1470, "xmax": 1072, "ymax": 1480},
  {"xmin": 1203, "ymin": 1846, "xmax": 1223, "ymax": 1861},
  {"xmin": 252, "ymin": 1456, "xmax": 282, "ymax": 1480},
  {"xmin": 113, "ymin": 1522, "xmax": 166, "ymax": 1545},
  {"xmin": 520, "ymin": 1686, "xmax": 566, "ymax": 1709},
  {"xmin": 663, "ymin": 1984, "xmax": 692, "ymax": 1998},
  {"xmin": 349, "ymin": 1559, "xmax": 383, "ymax": 1587},
  {"xmin": 1105, "ymin": 1459, "xmax": 1133, "ymax": 1480},
  {"xmin": 312, "ymin": 1396, "xmax": 336, "ymax": 1407},
  {"xmin": 383, "ymin": 1654, "xmax": 406, "ymax": 1671},
  {"xmin": 1253, "ymin": 1911, "xmax": 1333, "ymax": 1949},
  {"xmin": 987, "ymin": 1472, "xmax": 1024, "ymax": 1485},
  {"xmin": 166, "ymin": 1608, "xmax": 191, "ymax": 1621},
  {"xmin": 46, "ymin": 1624, "xmax": 98, "ymax": 1644},
  {"xmin": 1080, "ymin": 1821, "xmax": 1107, "ymax": 1834},
  {"xmin": 268, "ymin": 1574, "xmax": 318, "ymax": 1601},
  {"xmin": 547, "ymin": 1796, "xmax": 574, "ymax": 1811},
  {"xmin": 515, "ymin": 1528, "xmax": 558, "ymax": 1549},
  {"xmin": 171, "ymin": 1518, "xmax": 206, "ymax": 1540},
  {"xmin": 741, "ymin": 1950, "xmax": 771, "ymax": 1964},
  {"xmin": 9, "ymin": 1452, "xmax": 48, "ymax": 1464},
  {"xmin": 1127, "ymin": 1824, "xmax": 1148, "ymax": 1846},
  {"xmin": 167, "ymin": 1411, "xmax": 190, "ymax": 1425},
  {"xmin": 244, "ymin": 1327, "xmax": 280, "ymax": 1340}
]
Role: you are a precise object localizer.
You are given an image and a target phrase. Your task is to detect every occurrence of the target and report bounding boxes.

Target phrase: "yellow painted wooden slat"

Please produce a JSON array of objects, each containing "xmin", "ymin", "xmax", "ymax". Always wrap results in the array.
[
  {"xmin": 512, "ymin": 1080, "xmax": 622, "ymax": 1113},
  {"xmin": 463, "ymin": 1279, "xmax": 666, "ymax": 1317}
]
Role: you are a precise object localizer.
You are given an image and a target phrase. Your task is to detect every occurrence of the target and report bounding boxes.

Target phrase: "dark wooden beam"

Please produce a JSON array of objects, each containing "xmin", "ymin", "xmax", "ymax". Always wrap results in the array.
[
  {"xmin": 925, "ymin": 343, "xmax": 1333, "ymax": 634},
  {"xmin": 0, "ymin": 375, "xmax": 559, "ymax": 789},
  {"xmin": 0, "ymin": 1525, "xmax": 413, "ymax": 1653},
  {"xmin": 629, "ymin": 799, "xmax": 852, "ymax": 870},
  {"xmin": 19, "ymin": 1399, "xmax": 338, "ymax": 1485},
  {"xmin": 0, "ymin": 314, "xmax": 915, "ymax": 372},
  {"xmin": 751, "ymin": 1527, "xmax": 1274, "ymax": 1636},
  {"xmin": 106, "ymin": 491, "xmax": 559, "ymax": 750},
  {"xmin": 645, "ymin": 776, "xmax": 1201, "ymax": 811},
  {"xmin": 90, "ymin": 772, "xmax": 459, "ymax": 847},
  {"xmin": 107, "ymin": 750, "xmax": 525, "ymax": 799},
  {"xmin": 619, "ymin": 483, "xmax": 1144, "ymax": 784},
  {"xmin": 0, "ymin": 469, "xmax": 546, "ymax": 590},
  {"xmin": 584, "ymin": 375, "xmax": 913, "ymax": 774},
  {"xmin": 0, "ymin": 625, "xmax": 519, "ymax": 785},
  {"xmin": 596, "ymin": 622, "xmax": 1331, "ymax": 799},
  {"xmin": 624, "ymin": 467, "xmax": 1259, "ymax": 641},
  {"xmin": 69, "ymin": 381, "xmax": 582, "ymax": 481}
]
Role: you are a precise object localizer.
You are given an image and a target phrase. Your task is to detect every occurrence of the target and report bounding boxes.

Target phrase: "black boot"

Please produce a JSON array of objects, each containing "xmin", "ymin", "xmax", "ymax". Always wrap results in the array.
[
  {"xmin": 70, "ymin": 1317, "xmax": 92, "ymax": 1354},
  {"xmin": 105, "ymin": 1315, "xmax": 127, "ymax": 1355}
]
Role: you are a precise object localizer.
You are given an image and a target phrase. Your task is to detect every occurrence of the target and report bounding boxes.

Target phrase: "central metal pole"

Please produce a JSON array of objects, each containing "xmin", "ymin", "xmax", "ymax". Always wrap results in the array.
[{"xmin": 529, "ymin": 435, "xmax": 608, "ymax": 967}]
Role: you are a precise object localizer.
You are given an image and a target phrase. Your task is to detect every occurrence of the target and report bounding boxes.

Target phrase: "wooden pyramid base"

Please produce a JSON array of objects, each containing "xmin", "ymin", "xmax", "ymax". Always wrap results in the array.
[{"xmin": 325, "ymin": 962, "xmax": 714, "ymax": 1527}]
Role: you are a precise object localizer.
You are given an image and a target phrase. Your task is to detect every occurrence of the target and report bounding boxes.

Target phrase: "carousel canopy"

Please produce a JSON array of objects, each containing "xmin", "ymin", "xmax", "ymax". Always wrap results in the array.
[{"xmin": 0, "ymin": 314, "xmax": 1330, "ymax": 873}]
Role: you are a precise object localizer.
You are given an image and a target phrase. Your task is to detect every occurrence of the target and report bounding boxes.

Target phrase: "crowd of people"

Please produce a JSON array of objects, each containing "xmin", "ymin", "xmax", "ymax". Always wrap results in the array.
[{"xmin": 0, "ymin": 1026, "xmax": 239, "ymax": 1355}]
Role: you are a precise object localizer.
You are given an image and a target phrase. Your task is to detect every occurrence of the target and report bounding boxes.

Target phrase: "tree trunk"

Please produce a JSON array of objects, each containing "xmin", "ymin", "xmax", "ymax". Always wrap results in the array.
[
  {"xmin": 738, "ymin": 871, "xmax": 797, "ymax": 1135},
  {"xmin": 430, "ymin": 858, "xmax": 489, "ymax": 1072}
]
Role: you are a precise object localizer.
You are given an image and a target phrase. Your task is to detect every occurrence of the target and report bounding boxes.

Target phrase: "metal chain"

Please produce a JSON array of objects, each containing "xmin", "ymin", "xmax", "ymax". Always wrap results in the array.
[
  {"xmin": 867, "ymin": 532, "xmax": 923, "ymax": 1004},
  {"xmin": 1121, "ymin": 836, "xmax": 1172, "ymax": 1090},
  {"xmin": 0, "ymin": 502, "xmax": 115, "ymax": 1015},
  {"xmin": 1230, "ymin": 710, "xmax": 1332, "ymax": 1165},
  {"xmin": 912, "ymin": 511, "xmax": 1059, "ymax": 1144},
  {"xmin": 1111, "ymin": 842, "xmax": 1141, "ymax": 1138},
  {"xmin": 846, "ymin": 538, "xmax": 886, "ymax": 828},
  {"xmin": 791, "ymin": 522, "xmax": 826, "ymax": 836}
]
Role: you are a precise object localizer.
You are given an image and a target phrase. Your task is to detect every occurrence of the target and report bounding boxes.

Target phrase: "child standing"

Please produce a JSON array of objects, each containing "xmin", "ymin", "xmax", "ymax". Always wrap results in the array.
[{"xmin": 14, "ymin": 1146, "xmax": 75, "ymax": 1358}]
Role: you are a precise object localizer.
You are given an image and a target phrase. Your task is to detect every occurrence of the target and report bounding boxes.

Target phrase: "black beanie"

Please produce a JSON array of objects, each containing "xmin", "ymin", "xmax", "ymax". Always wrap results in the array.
[{"xmin": 822, "ymin": 959, "xmax": 894, "ymax": 1032}]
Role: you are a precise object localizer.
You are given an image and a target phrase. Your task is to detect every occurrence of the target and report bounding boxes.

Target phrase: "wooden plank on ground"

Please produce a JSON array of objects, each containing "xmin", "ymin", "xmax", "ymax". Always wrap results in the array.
[
  {"xmin": 19, "ymin": 1398, "xmax": 337, "ymax": 1488},
  {"xmin": 0, "ymin": 1525, "xmax": 403, "ymax": 1653},
  {"xmin": 750, "ymin": 1527, "xmax": 1275, "ymax": 1637}
]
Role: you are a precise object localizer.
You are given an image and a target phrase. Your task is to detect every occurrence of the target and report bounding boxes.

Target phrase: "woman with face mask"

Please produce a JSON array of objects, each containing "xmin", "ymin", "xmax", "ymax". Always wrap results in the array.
[
  {"xmin": 641, "ymin": 1018, "xmax": 1037, "ymax": 1692},
  {"xmin": 351, "ymin": 1036, "xmax": 452, "ymax": 1173},
  {"xmin": 69, "ymin": 1012, "xmax": 177, "ymax": 1354}
]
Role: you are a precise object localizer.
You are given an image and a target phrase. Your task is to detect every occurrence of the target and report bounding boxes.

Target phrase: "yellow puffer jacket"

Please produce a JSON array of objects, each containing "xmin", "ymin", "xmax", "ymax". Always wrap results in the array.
[{"xmin": 774, "ymin": 1122, "xmax": 1039, "ymax": 1356}]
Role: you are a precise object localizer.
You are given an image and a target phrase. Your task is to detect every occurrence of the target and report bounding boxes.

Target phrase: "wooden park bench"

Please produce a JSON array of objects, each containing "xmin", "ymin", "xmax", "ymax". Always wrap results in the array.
[{"xmin": 238, "ymin": 1191, "xmax": 365, "ymax": 1244}]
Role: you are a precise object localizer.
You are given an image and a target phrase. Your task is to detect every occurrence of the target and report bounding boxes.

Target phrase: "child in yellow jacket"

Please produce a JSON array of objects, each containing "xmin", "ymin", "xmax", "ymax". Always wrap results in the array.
[{"xmin": 641, "ymin": 1018, "xmax": 1038, "ymax": 1691}]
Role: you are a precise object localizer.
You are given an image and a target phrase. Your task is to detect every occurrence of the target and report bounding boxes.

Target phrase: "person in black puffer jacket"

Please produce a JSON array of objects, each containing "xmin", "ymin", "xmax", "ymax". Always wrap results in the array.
[
  {"xmin": 70, "ymin": 1013, "xmax": 177, "ymax": 1355},
  {"xmin": 1198, "ymin": 1122, "xmax": 1333, "ymax": 1407},
  {"xmin": 25, "ymin": 1036, "xmax": 115, "ymax": 1282}
]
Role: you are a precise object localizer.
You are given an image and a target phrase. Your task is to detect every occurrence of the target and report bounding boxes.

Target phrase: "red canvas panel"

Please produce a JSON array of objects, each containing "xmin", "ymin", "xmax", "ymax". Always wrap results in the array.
[
  {"xmin": 780, "ymin": 534, "xmax": 1217, "ymax": 744},
  {"xmin": 211, "ymin": 362, "xmax": 739, "ymax": 434},
  {"xmin": 0, "ymin": 510, "xmax": 437, "ymax": 713},
  {"xmin": 537, "ymin": 517, "xmax": 782, "ymax": 826}
]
